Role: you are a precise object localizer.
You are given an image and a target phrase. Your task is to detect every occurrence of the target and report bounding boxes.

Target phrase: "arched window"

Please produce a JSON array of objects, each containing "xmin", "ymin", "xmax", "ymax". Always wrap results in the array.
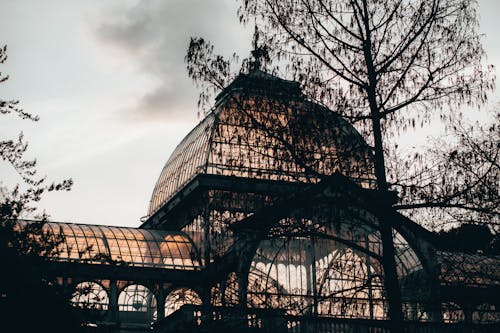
[
  {"xmin": 442, "ymin": 302, "xmax": 465, "ymax": 323},
  {"xmin": 248, "ymin": 232, "xmax": 388, "ymax": 318},
  {"xmin": 165, "ymin": 288, "xmax": 202, "ymax": 317},
  {"xmin": 473, "ymin": 303, "xmax": 499, "ymax": 323},
  {"xmin": 118, "ymin": 284, "xmax": 156, "ymax": 313},
  {"xmin": 70, "ymin": 281, "xmax": 109, "ymax": 310},
  {"xmin": 316, "ymin": 247, "xmax": 385, "ymax": 318}
]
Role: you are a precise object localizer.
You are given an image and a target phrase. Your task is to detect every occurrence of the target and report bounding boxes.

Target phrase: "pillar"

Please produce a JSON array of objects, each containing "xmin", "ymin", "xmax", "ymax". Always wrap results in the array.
[
  {"xmin": 107, "ymin": 280, "xmax": 119, "ymax": 323},
  {"xmin": 156, "ymin": 288, "xmax": 165, "ymax": 321}
]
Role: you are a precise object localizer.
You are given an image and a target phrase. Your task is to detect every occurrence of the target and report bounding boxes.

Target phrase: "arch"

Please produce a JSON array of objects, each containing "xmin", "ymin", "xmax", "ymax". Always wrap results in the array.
[
  {"xmin": 316, "ymin": 247, "xmax": 385, "ymax": 319},
  {"xmin": 247, "ymin": 227, "xmax": 391, "ymax": 317},
  {"xmin": 70, "ymin": 281, "xmax": 109, "ymax": 310},
  {"xmin": 165, "ymin": 288, "xmax": 202, "ymax": 317},
  {"xmin": 118, "ymin": 284, "xmax": 156, "ymax": 313},
  {"xmin": 472, "ymin": 303, "xmax": 500, "ymax": 323},
  {"xmin": 442, "ymin": 302, "xmax": 465, "ymax": 323}
]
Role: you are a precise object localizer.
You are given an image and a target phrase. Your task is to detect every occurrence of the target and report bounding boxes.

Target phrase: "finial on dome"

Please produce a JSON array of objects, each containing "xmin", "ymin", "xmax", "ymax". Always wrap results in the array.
[{"xmin": 250, "ymin": 25, "xmax": 270, "ymax": 72}]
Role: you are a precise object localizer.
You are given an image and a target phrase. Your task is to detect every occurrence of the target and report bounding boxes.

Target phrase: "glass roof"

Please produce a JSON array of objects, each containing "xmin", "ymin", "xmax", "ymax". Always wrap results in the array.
[
  {"xmin": 148, "ymin": 71, "xmax": 375, "ymax": 216},
  {"xmin": 149, "ymin": 115, "xmax": 215, "ymax": 217},
  {"xmin": 18, "ymin": 221, "xmax": 201, "ymax": 270}
]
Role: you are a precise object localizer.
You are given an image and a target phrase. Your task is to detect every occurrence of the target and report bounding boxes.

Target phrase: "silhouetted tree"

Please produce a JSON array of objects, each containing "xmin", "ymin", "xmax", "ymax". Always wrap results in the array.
[
  {"xmin": 392, "ymin": 114, "xmax": 499, "ymax": 230},
  {"xmin": 186, "ymin": 0, "xmax": 496, "ymax": 326},
  {"xmin": 0, "ymin": 45, "xmax": 80, "ymax": 333}
]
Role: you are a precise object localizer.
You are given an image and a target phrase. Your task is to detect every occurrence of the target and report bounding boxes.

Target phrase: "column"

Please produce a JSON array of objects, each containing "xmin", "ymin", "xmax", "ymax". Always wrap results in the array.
[{"xmin": 107, "ymin": 280, "xmax": 119, "ymax": 323}]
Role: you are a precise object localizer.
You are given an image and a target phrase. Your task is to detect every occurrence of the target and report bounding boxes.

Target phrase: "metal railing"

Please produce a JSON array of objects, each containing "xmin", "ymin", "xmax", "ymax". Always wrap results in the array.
[{"xmin": 154, "ymin": 305, "xmax": 500, "ymax": 333}]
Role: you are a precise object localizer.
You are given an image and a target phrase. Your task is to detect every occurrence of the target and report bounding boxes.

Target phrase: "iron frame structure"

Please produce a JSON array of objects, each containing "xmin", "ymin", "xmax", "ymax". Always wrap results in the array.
[{"xmin": 13, "ymin": 69, "xmax": 499, "ymax": 332}]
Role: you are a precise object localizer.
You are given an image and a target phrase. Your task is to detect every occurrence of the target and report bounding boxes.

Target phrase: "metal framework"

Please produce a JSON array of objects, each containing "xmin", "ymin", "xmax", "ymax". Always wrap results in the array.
[
  {"xmin": 118, "ymin": 284, "xmax": 157, "ymax": 312},
  {"xmin": 71, "ymin": 281, "xmax": 109, "ymax": 310},
  {"xmin": 16, "ymin": 221, "xmax": 201, "ymax": 270},
  {"xmin": 149, "ymin": 72, "xmax": 376, "ymax": 217},
  {"xmin": 16, "ymin": 69, "xmax": 499, "ymax": 332}
]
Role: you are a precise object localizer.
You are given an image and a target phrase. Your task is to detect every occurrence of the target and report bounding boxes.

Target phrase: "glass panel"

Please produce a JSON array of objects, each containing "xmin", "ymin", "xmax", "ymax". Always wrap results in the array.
[
  {"xmin": 21, "ymin": 222, "xmax": 201, "ymax": 270},
  {"xmin": 149, "ymin": 115, "xmax": 215, "ymax": 215},
  {"xmin": 71, "ymin": 281, "xmax": 109, "ymax": 310},
  {"xmin": 248, "ymin": 231, "xmax": 386, "ymax": 319},
  {"xmin": 165, "ymin": 288, "xmax": 202, "ymax": 317},
  {"xmin": 118, "ymin": 284, "xmax": 156, "ymax": 313},
  {"xmin": 149, "ymin": 95, "xmax": 376, "ymax": 216}
]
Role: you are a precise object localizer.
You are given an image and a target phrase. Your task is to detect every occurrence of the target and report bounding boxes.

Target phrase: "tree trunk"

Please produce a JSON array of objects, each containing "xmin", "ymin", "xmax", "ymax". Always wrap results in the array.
[
  {"xmin": 361, "ymin": 0, "xmax": 405, "ymax": 322},
  {"xmin": 370, "ymin": 105, "xmax": 405, "ymax": 328}
]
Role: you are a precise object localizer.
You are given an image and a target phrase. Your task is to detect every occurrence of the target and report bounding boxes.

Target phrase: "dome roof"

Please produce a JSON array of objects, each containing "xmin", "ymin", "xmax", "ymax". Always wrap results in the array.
[{"xmin": 148, "ymin": 70, "xmax": 374, "ymax": 216}]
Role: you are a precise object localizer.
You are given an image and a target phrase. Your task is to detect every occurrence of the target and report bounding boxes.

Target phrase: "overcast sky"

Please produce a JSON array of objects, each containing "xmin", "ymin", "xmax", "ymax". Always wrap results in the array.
[{"xmin": 1, "ymin": 0, "xmax": 499, "ymax": 227}]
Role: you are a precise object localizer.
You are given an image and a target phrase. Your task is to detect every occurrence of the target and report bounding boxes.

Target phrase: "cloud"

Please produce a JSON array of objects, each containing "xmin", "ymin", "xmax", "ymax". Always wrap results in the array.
[{"xmin": 94, "ymin": 0, "xmax": 251, "ymax": 120}]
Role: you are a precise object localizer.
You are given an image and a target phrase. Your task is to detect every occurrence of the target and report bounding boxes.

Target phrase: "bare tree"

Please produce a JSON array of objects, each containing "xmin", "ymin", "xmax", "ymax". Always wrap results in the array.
[
  {"xmin": 185, "ymin": 0, "xmax": 495, "ymax": 325},
  {"xmin": 0, "ymin": 45, "xmax": 81, "ymax": 333},
  {"xmin": 391, "ymin": 113, "xmax": 499, "ymax": 230},
  {"xmin": 1, "ymin": 45, "xmax": 72, "ymax": 212}
]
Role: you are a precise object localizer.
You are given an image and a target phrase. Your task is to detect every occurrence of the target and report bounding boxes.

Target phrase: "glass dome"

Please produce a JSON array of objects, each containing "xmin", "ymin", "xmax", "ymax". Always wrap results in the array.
[{"xmin": 148, "ymin": 70, "xmax": 375, "ymax": 216}]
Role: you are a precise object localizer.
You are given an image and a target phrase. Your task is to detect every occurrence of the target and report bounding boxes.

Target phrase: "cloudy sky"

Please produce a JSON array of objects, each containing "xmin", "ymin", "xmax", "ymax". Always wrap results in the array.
[{"xmin": 1, "ymin": 0, "xmax": 499, "ymax": 227}]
